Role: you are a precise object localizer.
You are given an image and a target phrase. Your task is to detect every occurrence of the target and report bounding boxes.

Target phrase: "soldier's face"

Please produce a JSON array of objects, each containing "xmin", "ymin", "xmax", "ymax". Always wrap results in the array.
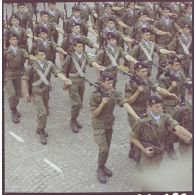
[
  {"xmin": 150, "ymin": 103, "xmax": 163, "ymax": 115},
  {"xmin": 107, "ymin": 21, "xmax": 115, "ymax": 28},
  {"xmin": 11, "ymin": 18, "xmax": 19, "ymax": 26},
  {"xmin": 48, "ymin": 4, "xmax": 55, "ymax": 10},
  {"xmin": 39, "ymin": 32, "xmax": 48, "ymax": 39},
  {"xmin": 18, "ymin": 6, "xmax": 25, "ymax": 12},
  {"xmin": 172, "ymin": 63, "xmax": 181, "ymax": 71},
  {"xmin": 142, "ymin": 32, "xmax": 151, "ymax": 40},
  {"xmin": 42, "ymin": 15, "xmax": 49, "ymax": 22},
  {"xmin": 36, "ymin": 52, "xmax": 46, "ymax": 61},
  {"xmin": 74, "ymin": 43, "xmax": 84, "ymax": 53},
  {"xmin": 183, "ymin": 27, "xmax": 191, "ymax": 35},
  {"xmin": 140, "ymin": 15, "xmax": 147, "ymax": 22},
  {"xmin": 9, "ymin": 37, "xmax": 18, "ymax": 46},
  {"xmin": 73, "ymin": 11, "xmax": 80, "ymax": 17},
  {"xmin": 108, "ymin": 38, "xmax": 117, "ymax": 47},
  {"xmin": 162, "ymin": 10, "xmax": 169, "ymax": 17},
  {"xmin": 101, "ymin": 80, "xmax": 113, "ymax": 90},
  {"xmin": 136, "ymin": 68, "xmax": 148, "ymax": 79},
  {"xmin": 72, "ymin": 26, "xmax": 81, "ymax": 33},
  {"xmin": 186, "ymin": 7, "xmax": 192, "ymax": 13},
  {"xmin": 105, "ymin": 7, "xmax": 112, "ymax": 14}
]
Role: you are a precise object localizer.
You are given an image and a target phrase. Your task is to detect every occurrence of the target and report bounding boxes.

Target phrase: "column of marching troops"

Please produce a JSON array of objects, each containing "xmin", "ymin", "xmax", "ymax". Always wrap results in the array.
[{"xmin": 4, "ymin": 2, "xmax": 193, "ymax": 184}]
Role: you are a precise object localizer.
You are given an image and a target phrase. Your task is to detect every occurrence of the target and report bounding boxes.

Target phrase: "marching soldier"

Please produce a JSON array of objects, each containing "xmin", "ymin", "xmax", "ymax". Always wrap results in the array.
[
  {"xmin": 30, "ymin": 27, "xmax": 66, "ymax": 64},
  {"xmin": 130, "ymin": 95, "xmax": 192, "ymax": 170},
  {"xmin": 96, "ymin": 32, "xmax": 137, "ymax": 87},
  {"xmin": 177, "ymin": 3, "xmax": 192, "ymax": 28},
  {"xmin": 33, "ymin": 11, "xmax": 64, "ymax": 43},
  {"xmin": 60, "ymin": 22, "xmax": 99, "ymax": 65},
  {"xmin": 168, "ymin": 23, "xmax": 192, "ymax": 77},
  {"xmin": 90, "ymin": 71, "xmax": 139, "ymax": 183},
  {"xmin": 4, "ymin": 14, "xmax": 31, "ymax": 51},
  {"xmin": 132, "ymin": 27, "xmax": 176, "ymax": 75},
  {"xmin": 154, "ymin": 6, "xmax": 181, "ymax": 78},
  {"xmin": 4, "ymin": 33, "xmax": 28, "ymax": 123},
  {"xmin": 47, "ymin": 2, "xmax": 64, "ymax": 25},
  {"xmin": 79, "ymin": 2, "xmax": 94, "ymax": 23},
  {"xmin": 22, "ymin": 49, "xmax": 72, "ymax": 145},
  {"xmin": 142, "ymin": 2, "xmax": 162, "ymax": 20},
  {"xmin": 125, "ymin": 61, "xmax": 178, "ymax": 162},
  {"xmin": 61, "ymin": 38, "xmax": 105, "ymax": 133},
  {"xmin": 159, "ymin": 56, "xmax": 188, "ymax": 157}
]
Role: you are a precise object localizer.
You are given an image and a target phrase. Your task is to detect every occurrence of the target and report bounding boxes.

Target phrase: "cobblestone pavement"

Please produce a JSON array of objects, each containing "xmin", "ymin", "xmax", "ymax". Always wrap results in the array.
[{"xmin": 4, "ymin": 2, "xmax": 192, "ymax": 193}]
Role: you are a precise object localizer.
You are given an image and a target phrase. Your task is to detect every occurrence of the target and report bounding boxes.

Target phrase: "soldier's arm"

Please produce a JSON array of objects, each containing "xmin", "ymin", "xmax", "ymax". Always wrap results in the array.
[
  {"xmin": 90, "ymin": 96, "xmax": 108, "ymax": 118},
  {"xmin": 83, "ymin": 36, "xmax": 99, "ymax": 50},
  {"xmin": 90, "ymin": 61, "xmax": 106, "ymax": 72},
  {"xmin": 156, "ymin": 86, "xmax": 178, "ymax": 99},
  {"xmin": 125, "ymin": 53, "xmax": 138, "ymax": 64},
  {"xmin": 166, "ymin": 114, "xmax": 192, "ymax": 144},
  {"xmin": 59, "ymin": 38, "xmax": 68, "ymax": 64},
  {"xmin": 88, "ymin": 25, "xmax": 98, "ymax": 37},
  {"xmin": 123, "ymin": 103, "xmax": 140, "ymax": 119},
  {"xmin": 22, "ymin": 66, "xmax": 32, "ymax": 102}
]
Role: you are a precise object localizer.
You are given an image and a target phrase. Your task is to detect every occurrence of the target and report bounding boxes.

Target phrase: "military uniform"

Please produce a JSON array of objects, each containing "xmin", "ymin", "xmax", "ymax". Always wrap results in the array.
[
  {"xmin": 22, "ymin": 59, "xmax": 61, "ymax": 144},
  {"xmin": 61, "ymin": 42, "xmax": 93, "ymax": 133},
  {"xmin": 15, "ymin": 11, "xmax": 31, "ymax": 29},
  {"xmin": 132, "ymin": 30, "xmax": 162, "ymax": 71},
  {"xmin": 159, "ymin": 71, "xmax": 186, "ymax": 114},
  {"xmin": 90, "ymin": 71, "xmax": 125, "ymax": 183},
  {"xmin": 30, "ymin": 39, "xmax": 58, "ymax": 64},
  {"xmin": 130, "ymin": 96, "xmax": 179, "ymax": 170},
  {"xmin": 154, "ymin": 8, "xmax": 180, "ymax": 70},
  {"xmin": 4, "ymin": 34, "xmax": 28, "ymax": 123},
  {"xmin": 79, "ymin": 3, "xmax": 93, "ymax": 22},
  {"xmin": 143, "ymin": 2, "xmax": 162, "ymax": 20},
  {"xmin": 47, "ymin": 7, "xmax": 64, "ymax": 25},
  {"xmin": 96, "ymin": 47, "xmax": 127, "ymax": 85},
  {"xmin": 61, "ymin": 31, "xmax": 94, "ymax": 54},
  {"xmin": 168, "ymin": 24, "xmax": 192, "ymax": 77}
]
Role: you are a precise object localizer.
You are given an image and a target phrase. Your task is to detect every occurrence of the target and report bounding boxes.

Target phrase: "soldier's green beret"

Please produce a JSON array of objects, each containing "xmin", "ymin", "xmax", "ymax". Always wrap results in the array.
[
  {"xmin": 148, "ymin": 95, "xmax": 162, "ymax": 105},
  {"xmin": 10, "ymin": 14, "xmax": 20, "ymax": 21},
  {"xmin": 72, "ymin": 5, "xmax": 81, "ymax": 11},
  {"xmin": 40, "ymin": 11, "xmax": 49, "ymax": 17},
  {"xmin": 104, "ymin": 3, "xmax": 112, "ymax": 8},
  {"xmin": 100, "ymin": 71, "xmax": 115, "ymax": 81},
  {"xmin": 134, "ymin": 61, "xmax": 149, "ymax": 70},
  {"xmin": 141, "ymin": 27, "xmax": 151, "ymax": 33},
  {"xmin": 106, "ymin": 32, "xmax": 118, "ymax": 40},
  {"xmin": 17, "ymin": 3, "xmax": 25, "ymax": 7},
  {"xmin": 9, "ymin": 32, "xmax": 19, "ymax": 39},
  {"xmin": 38, "ymin": 27, "xmax": 48, "ymax": 34},
  {"xmin": 72, "ymin": 22, "xmax": 81, "ymax": 27},
  {"xmin": 73, "ymin": 38, "xmax": 84, "ymax": 45}
]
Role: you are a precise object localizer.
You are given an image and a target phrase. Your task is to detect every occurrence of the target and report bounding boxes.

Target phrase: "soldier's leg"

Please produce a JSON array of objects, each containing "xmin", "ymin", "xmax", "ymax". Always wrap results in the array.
[
  {"xmin": 183, "ymin": 60, "xmax": 191, "ymax": 77},
  {"xmin": 5, "ymin": 79, "xmax": 20, "ymax": 123},
  {"xmin": 68, "ymin": 84, "xmax": 82, "ymax": 133},
  {"xmin": 94, "ymin": 129, "xmax": 109, "ymax": 183},
  {"xmin": 33, "ymin": 94, "xmax": 48, "ymax": 144}
]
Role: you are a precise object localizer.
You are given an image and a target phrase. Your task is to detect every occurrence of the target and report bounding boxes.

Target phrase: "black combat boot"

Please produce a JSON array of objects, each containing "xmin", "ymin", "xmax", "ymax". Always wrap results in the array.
[
  {"xmin": 103, "ymin": 166, "xmax": 113, "ymax": 177},
  {"xmin": 70, "ymin": 119, "xmax": 79, "ymax": 133},
  {"xmin": 76, "ymin": 120, "xmax": 82, "ymax": 129},
  {"xmin": 11, "ymin": 108, "xmax": 20, "ymax": 123},
  {"xmin": 97, "ymin": 166, "xmax": 106, "ymax": 183},
  {"xmin": 36, "ymin": 128, "xmax": 48, "ymax": 137},
  {"xmin": 15, "ymin": 108, "xmax": 21, "ymax": 118},
  {"xmin": 39, "ymin": 129, "xmax": 47, "ymax": 145}
]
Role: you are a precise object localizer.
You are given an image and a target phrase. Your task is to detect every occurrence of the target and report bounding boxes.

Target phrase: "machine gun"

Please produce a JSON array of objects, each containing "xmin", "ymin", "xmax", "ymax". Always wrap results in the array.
[{"xmin": 83, "ymin": 77, "xmax": 120, "ymax": 100}]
